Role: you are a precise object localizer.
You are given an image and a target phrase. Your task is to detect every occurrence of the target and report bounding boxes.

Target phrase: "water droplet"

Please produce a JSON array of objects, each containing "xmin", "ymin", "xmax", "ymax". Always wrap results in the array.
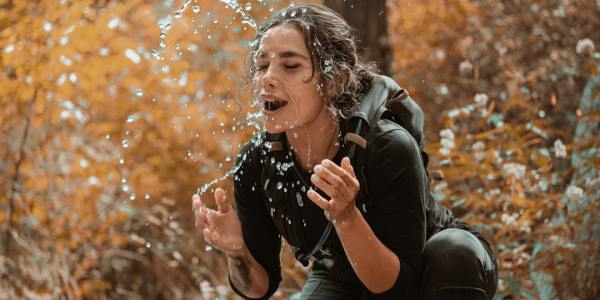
[
  {"xmin": 174, "ymin": 11, "xmax": 183, "ymax": 19},
  {"xmin": 124, "ymin": 48, "xmax": 141, "ymax": 64},
  {"xmin": 79, "ymin": 159, "xmax": 89, "ymax": 168},
  {"xmin": 105, "ymin": 134, "xmax": 110, "ymax": 140},
  {"xmin": 99, "ymin": 48, "xmax": 109, "ymax": 56},
  {"xmin": 68, "ymin": 73, "xmax": 77, "ymax": 83},
  {"xmin": 205, "ymin": 245, "xmax": 213, "ymax": 252},
  {"xmin": 107, "ymin": 18, "xmax": 121, "ymax": 29},
  {"xmin": 4, "ymin": 44, "xmax": 14, "ymax": 53},
  {"xmin": 225, "ymin": 155, "xmax": 231, "ymax": 162},
  {"xmin": 122, "ymin": 139, "xmax": 129, "ymax": 148},
  {"xmin": 135, "ymin": 89, "xmax": 143, "ymax": 97},
  {"xmin": 150, "ymin": 49, "xmax": 161, "ymax": 59},
  {"xmin": 59, "ymin": 36, "xmax": 69, "ymax": 46},
  {"xmin": 144, "ymin": 193, "xmax": 150, "ymax": 199},
  {"xmin": 245, "ymin": 3, "xmax": 252, "ymax": 11},
  {"xmin": 43, "ymin": 21, "xmax": 52, "ymax": 32},
  {"xmin": 192, "ymin": 5, "xmax": 200, "ymax": 13},
  {"xmin": 129, "ymin": 193, "xmax": 136, "ymax": 201},
  {"xmin": 119, "ymin": 158, "xmax": 125, "ymax": 164},
  {"xmin": 145, "ymin": 242, "xmax": 151, "ymax": 248},
  {"xmin": 276, "ymin": 182, "xmax": 283, "ymax": 190}
]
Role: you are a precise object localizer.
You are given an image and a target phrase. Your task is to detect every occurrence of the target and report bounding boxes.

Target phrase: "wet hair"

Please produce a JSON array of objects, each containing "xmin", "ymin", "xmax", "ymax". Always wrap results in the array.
[{"xmin": 246, "ymin": 3, "xmax": 378, "ymax": 120}]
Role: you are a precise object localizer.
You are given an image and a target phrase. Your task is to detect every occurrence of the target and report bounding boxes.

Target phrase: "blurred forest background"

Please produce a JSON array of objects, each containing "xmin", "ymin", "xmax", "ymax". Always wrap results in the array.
[{"xmin": 1, "ymin": 0, "xmax": 598, "ymax": 299}]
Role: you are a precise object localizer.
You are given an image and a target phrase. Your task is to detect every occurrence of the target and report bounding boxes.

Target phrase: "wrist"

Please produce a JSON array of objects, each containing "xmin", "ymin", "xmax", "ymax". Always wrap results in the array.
[
  {"xmin": 333, "ymin": 205, "xmax": 362, "ymax": 229},
  {"xmin": 226, "ymin": 245, "xmax": 249, "ymax": 260}
]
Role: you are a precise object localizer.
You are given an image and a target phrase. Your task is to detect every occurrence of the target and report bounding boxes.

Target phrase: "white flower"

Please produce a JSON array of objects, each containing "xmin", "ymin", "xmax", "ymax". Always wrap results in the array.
[
  {"xmin": 502, "ymin": 162, "xmax": 527, "ymax": 180},
  {"xmin": 439, "ymin": 147, "xmax": 451, "ymax": 156},
  {"xmin": 440, "ymin": 128, "xmax": 455, "ymax": 140},
  {"xmin": 565, "ymin": 185, "xmax": 583, "ymax": 201},
  {"xmin": 553, "ymin": 139, "xmax": 567, "ymax": 158},
  {"xmin": 474, "ymin": 93, "xmax": 488, "ymax": 106},
  {"xmin": 459, "ymin": 60, "xmax": 473, "ymax": 76},
  {"xmin": 473, "ymin": 141, "xmax": 485, "ymax": 151},
  {"xmin": 473, "ymin": 141, "xmax": 486, "ymax": 161},
  {"xmin": 501, "ymin": 213, "xmax": 519, "ymax": 226},
  {"xmin": 200, "ymin": 280, "xmax": 215, "ymax": 299},
  {"xmin": 438, "ymin": 84, "xmax": 449, "ymax": 95},
  {"xmin": 576, "ymin": 38, "xmax": 595, "ymax": 56},
  {"xmin": 441, "ymin": 138, "xmax": 455, "ymax": 150}
]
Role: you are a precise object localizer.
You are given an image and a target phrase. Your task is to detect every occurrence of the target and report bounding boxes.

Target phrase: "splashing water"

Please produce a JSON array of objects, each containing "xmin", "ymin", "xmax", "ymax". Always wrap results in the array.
[
  {"xmin": 219, "ymin": 0, "xmax": 257, "ymax": 28},
  {"xmin": 196, "ymin": 159, "xmax": 244, "ymax": 196}
]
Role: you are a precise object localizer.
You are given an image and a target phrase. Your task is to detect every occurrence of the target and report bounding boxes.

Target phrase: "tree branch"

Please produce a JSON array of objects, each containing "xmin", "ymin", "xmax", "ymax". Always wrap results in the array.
[{"xmin": 4, "ymin": 88, "xmax": 38, "ymax": 257}]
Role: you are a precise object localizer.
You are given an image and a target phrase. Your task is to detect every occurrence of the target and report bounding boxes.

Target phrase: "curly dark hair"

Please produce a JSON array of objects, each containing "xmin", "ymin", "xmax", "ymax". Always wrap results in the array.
[{"xmin": 246, "ymin": 3, "xmax": 378, "ymax": 120}]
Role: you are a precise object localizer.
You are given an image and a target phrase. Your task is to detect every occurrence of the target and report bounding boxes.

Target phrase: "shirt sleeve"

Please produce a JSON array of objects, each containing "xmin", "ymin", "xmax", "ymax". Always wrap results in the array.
[
  {"xmin": 364, "ymin": 125, "xmax": 427, "ymax": 299},
  {"xmin": 230, "ymin": 138, "xmax": 282, "ymax": 299}
]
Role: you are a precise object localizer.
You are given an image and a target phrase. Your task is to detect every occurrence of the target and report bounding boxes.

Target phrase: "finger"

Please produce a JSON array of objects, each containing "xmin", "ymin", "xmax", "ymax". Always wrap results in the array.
[
  {"xmin": 193, "ymin": 194, "xmax": 212, "ymax": 219},
  {"xmin": 311, "ymin": 173, "xmax": 340, "ymax": 200},
  {"xmin": 205, "ymin": 209, "xmax": 217, "ymax": 228},
  {"xmin": 214, "ymin": 188, "xmax": 231, "ymax": 213},
  {"xmin": 341, "ymin": 157, "xmax": 359, "ymax": 187},
  {"xmin": 203, "ymin": 228, "xmax": 212, "ymax": 244},
  {"xmin": 306, "ymin": 189, "xmax": 331, "ymax": 211},
  {"xmin": 322, "ymin": 159, "xmax": 359, "ymax": 188},
  {"xmin": 192, "ymin": 194, "xmax": 202, "ymax": 213},
  {"xmin": 195, "ymin": 207, "xmax": 208, "ymax": 230},
  {"xmin": 315, "ymin": 163, "xmax": 346, "ymax": 192}
]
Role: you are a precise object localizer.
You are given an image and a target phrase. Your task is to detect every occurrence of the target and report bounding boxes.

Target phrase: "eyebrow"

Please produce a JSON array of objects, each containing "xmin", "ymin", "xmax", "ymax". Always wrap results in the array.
[{"xmin": 255, "ymin": 50, "xmax": 309, "ymax": 60}]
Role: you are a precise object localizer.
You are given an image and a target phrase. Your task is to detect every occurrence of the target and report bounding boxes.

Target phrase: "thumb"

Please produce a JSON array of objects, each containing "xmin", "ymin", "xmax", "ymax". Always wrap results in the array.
[{"xmin": 214, "ymin": 188, "xmax": 231, "ymax": 213}]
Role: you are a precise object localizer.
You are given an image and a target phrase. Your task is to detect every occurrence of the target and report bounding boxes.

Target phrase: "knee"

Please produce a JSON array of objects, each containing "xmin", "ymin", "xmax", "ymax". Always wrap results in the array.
[{"xmin": 422, "ymin": 228, "xmax": 486, "ymax": 282}]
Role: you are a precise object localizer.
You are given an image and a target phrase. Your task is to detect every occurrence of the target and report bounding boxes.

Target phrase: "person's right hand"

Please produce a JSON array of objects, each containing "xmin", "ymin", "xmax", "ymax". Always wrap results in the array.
[{"xmin": 192, "ymin": 188, "xmax": 245, "ymax": 256}]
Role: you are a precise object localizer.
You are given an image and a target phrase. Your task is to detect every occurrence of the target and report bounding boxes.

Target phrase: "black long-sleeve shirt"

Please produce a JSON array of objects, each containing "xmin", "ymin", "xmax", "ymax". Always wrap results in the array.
[{"xmin": 231, "ymin": 115, "xmax": 429, "ymax": 299}]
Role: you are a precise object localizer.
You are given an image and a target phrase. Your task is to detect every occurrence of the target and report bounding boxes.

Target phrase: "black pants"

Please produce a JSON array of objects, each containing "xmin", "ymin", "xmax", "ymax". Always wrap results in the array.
[{"xmin": 296, "ymin": 228, "xmax": 498, "ymax": 299}]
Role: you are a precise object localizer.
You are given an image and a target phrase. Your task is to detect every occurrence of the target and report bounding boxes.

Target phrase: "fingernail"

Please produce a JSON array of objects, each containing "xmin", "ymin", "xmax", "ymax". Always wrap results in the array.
[
  {"xmin": 311, "ymin": 174, "xmax": 319, "ymax": 183},
  {"xmin": 314, "ymin": 165, "xmax": 322, "ymax": 173},
  {"xmin": 322, "ymin": 160, "xmax": 330, "ymax": 167}
]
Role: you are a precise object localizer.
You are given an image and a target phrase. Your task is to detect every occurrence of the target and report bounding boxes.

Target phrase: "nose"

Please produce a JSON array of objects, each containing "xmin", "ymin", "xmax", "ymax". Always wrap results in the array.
[{"xmin": 259, "ymin": 65, "xmax": 279, "ymax": 90}]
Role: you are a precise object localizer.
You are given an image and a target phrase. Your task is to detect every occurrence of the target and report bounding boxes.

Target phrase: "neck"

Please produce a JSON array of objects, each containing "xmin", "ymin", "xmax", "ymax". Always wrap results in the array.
[{"xmin": 286, "ymin": 117, "xmax": 340, "ymax": 172}]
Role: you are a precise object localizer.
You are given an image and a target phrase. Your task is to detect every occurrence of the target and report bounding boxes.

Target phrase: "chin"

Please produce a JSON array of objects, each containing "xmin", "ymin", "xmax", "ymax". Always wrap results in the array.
[
  {"xmin": 263, "ymin": 121, "xmax": 286, "ymax": 134},
  {"xmin": 264, "ymin": 119, "xmax": 301, "ymax": 134}
]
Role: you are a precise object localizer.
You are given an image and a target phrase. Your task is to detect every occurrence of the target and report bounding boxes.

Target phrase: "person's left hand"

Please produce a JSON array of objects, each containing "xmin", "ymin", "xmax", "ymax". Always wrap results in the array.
[{"xmin": 307, "ymin": 156, "xmax": 360, "ymax": 223}]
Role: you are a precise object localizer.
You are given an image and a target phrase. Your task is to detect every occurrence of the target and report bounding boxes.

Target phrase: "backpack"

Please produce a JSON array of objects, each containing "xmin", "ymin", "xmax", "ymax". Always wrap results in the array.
[{"xmin": 298, "ymin": 74, "xmax": 445, "ymax": 266}]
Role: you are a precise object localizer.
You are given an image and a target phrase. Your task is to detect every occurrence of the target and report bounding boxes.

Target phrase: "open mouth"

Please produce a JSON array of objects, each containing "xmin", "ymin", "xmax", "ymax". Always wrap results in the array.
[{"xmin": 263, "ymin": 100, "xmax": 288, "ymax": 111}]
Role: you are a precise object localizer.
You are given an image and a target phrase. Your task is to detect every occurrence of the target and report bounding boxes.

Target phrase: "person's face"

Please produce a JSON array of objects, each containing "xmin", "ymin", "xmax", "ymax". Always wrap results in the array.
[{"xmin": 253, "ymin": 24, "xmax": 326, "ymax": 134}]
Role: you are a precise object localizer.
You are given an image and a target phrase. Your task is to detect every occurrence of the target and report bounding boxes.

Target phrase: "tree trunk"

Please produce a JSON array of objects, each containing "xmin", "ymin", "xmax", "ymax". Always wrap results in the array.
[{"xmin": 323, "ymin": 0, "xmax": 393, "ymax": 75}]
